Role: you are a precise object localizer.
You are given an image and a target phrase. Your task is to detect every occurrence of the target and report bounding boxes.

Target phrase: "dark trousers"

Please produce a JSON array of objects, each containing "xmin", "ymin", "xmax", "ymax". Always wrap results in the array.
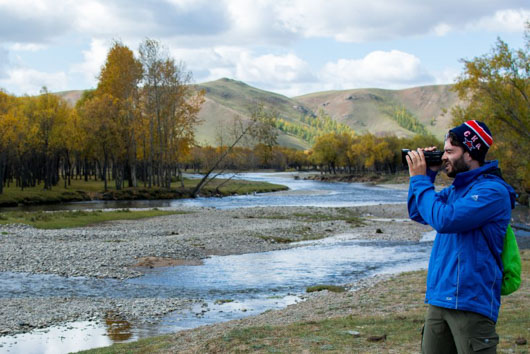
[{"xmin": 422, "ymin": 305, "xmax": 499, "ymax": 353}]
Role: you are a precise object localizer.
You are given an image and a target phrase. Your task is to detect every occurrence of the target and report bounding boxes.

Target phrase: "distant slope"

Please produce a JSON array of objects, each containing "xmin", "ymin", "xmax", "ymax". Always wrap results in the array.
[
  {"xmin": 54, "ymin": 90, "xmax": 84, "ymax": 107},
  {"xmin": 294, "ymin": 85, "xmax": 461, "ymax": 140},
  {"xmin": 195, "ymin": 78, "xmax": 312, "ymax": 149},
  {"xmin": 54, "ymin": 79, "xmax": 461, "ymax": 147}
]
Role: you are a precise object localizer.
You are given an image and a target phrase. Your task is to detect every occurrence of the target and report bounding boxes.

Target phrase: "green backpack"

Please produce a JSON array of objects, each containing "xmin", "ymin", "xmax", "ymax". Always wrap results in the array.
[{"xmin": 500, "ymin": 225, "xmax": 521, "ymax": 296}]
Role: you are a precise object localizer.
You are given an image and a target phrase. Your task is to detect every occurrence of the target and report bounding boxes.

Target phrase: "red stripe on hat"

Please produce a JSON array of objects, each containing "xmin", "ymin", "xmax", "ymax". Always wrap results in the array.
[{"xmin": 465, "ymin": 120, "xmax": 493, "ymax": 147}]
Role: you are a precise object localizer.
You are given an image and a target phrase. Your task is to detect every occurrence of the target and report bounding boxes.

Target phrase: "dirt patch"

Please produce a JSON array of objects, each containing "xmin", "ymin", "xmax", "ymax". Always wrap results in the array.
[{"xmin": 133, "ymin": 257, "xmax": 203, "ymax": 268}]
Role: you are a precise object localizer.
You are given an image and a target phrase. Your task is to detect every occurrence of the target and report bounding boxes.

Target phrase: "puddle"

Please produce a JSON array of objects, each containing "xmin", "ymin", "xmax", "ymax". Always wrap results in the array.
[{"xmin": 0, "ymin": 320, "xmax": 132, "ymax": 354}]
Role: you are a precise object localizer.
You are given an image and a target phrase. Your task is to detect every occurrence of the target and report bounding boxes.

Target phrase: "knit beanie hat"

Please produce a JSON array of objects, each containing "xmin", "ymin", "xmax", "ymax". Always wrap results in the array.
[{"xmin": 449, "ymin": 120, "xmax": 493, "ymax": 162}]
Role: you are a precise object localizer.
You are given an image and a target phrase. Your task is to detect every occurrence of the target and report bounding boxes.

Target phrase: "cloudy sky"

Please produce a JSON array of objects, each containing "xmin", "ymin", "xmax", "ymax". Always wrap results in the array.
[{"xmin": 0, "ymin": 0, "xmax": 528, "ymax": 97}]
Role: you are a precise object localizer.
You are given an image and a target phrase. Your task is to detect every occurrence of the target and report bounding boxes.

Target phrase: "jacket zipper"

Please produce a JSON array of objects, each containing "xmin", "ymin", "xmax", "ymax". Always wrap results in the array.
[{"xmin": 456, "ymin": 255, "xmax": 460, "ymax": 309}]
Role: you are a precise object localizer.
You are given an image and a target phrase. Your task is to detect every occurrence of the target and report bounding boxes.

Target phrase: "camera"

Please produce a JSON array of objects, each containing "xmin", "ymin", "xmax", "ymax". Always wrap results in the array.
[{"xmin": 401, "ymin": 149, "xmax": 443, "ymax": 167}]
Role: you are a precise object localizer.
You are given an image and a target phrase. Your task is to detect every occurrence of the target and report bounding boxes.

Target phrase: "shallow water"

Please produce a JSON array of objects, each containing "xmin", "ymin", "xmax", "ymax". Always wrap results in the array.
[
  {"xmin": 1, "ymin": 235, "xmax": 433, "ymax": 353},
  {"xmin": 1, "ymin": 238, "xmax": 431, "ymax": 301}
]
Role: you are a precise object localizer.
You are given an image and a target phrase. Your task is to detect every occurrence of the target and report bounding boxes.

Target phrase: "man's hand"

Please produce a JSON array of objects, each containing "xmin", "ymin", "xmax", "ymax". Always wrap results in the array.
[
  {"xmin": 406, "ymin": 148, "xmax": 427, "ymax": 177},
  {"xmin": 407, "ymin": 146, "xmax": 441, "ymax": 177}
]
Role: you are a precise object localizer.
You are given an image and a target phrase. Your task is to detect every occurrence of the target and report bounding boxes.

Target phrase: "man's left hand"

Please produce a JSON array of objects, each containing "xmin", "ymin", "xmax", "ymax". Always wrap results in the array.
[{"xmin": 406, "ymin": 149, "xmax": 427, "ymax": 177}]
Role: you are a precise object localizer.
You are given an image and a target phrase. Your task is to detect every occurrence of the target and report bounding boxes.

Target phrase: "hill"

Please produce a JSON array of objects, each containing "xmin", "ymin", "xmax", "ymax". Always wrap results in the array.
[
  {"xmin": 195, "ymin": 78, "xmax": 312, "ymax": 149},
  {"xmin": 294, "ymin": 85, "xmax": 461, "ymax": 140},
  {"xmin": 55, "ymin": 79, "xmax": 462, "ymax": 147}
]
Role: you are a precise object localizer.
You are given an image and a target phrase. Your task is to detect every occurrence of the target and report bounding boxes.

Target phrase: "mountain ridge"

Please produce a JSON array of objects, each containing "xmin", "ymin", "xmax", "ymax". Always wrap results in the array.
[{"xmin": 55, "ymin": 78, "xmax": 461, "ymax": 147}]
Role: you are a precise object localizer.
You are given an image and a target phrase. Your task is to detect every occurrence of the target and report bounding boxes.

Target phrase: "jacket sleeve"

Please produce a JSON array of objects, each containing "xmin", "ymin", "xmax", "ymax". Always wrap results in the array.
[
  {"xmin": 410, "ymin": 177, "xmax": 510, "ymax": 233},
  {"xmin": 407, "ymin": 170, "xmax": 449, "ymax": 224}
]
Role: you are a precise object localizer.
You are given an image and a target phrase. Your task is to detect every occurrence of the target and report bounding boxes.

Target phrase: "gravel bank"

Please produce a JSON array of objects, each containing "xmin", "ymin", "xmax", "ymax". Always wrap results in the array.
[
  {"xmin": 0, "ymin": 204, "xmax": 428, "ymax": 279},
  {"xmin": 0, "ymin": 298, "xmax": 197, "ymax": 336}
]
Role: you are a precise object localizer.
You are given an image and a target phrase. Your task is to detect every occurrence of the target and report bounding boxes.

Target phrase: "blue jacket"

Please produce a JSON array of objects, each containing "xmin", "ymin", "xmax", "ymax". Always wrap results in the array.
[{"xmin": 408, "ymin": 160, "xmax": 516, "ymax": 322}]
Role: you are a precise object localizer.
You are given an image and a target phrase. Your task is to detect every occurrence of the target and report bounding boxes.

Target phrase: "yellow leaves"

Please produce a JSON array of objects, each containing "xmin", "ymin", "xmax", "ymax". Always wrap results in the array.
[
  {"xmin": 451, "ymin": 24, "xmax": 529, "ymax": 196},
  {"xmin": 97, "ymin": 41, "xmax": 142, "ymax": 101}
]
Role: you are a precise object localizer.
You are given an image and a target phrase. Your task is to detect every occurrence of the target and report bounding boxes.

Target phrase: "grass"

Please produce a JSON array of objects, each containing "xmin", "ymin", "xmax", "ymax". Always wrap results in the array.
[
  {"xmin": 0, "ymin": 209, "xmax": 187, "ymax": 229},
  {"xmin": 255, "ymin": 208, "xmax": 365, "ymax": 227},
  {"xmin": 214, "ymin": 299, "xmax": 235, "ymax": 305},
  {"xmin": 0, "ymin": 177, "xmax": 287, "ymax": 207},
  {"xmin": 253, "ymin": 209, "xmax": 366, "ymax": 244},
  {"xmin": 306, "ymin": 285, "xmax": 346, "ymax": 293},
  {"xmin": 79, "ymin": 250, "xmax": 530, "ymax": 353}
]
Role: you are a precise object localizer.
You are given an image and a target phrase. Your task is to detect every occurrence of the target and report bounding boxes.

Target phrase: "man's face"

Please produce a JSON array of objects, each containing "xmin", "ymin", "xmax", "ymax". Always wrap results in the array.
[{"xmin": 442, "ymin": 139, "xmax": 470, "ymax": 178}]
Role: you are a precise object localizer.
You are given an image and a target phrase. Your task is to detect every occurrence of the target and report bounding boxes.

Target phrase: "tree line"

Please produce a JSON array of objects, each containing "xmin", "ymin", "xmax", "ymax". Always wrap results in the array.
[
  {"xmin": 273, "ymin": 109, "xmax": 353, "ymax": 144},
  {"xmin": 0, "ymin": 39, "xmax": 204, "ymax": 194},
  {"xmin": 184, "ymin": 133, "xmax": 441, "ymax": 175}
]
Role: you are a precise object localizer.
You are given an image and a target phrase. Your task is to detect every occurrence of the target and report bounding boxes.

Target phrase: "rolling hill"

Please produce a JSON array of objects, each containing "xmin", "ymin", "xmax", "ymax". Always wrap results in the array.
[
  {"xmin": 293, "ymin": 84, "xmax": 461, "ymax": 140},
  {"xmin": 55, "ymin": 78, "xmax": 462, "ymax": 148},
  {"xmin": 195, "ymin": 78, "xmax": 313, "ymax": 149}
]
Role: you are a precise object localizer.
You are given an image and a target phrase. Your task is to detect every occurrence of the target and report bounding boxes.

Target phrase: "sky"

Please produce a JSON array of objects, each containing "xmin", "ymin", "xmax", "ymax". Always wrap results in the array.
[{"xmin": 0, "ymin": 0, "xmax": 528, "ymax": 98}]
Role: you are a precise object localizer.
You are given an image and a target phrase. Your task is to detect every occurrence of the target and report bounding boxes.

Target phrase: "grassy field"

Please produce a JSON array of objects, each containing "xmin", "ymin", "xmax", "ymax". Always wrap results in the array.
[
  {"xmin": 80, "ymin": 250, "xmax": 529, "ymax": 353},
  {"xmin": 0, "ymin": 209, "xmax": 187, "ymax": 229},
  {"xmin": 0, "ymin": 177, "xmax": 288, "ymax": 207}
]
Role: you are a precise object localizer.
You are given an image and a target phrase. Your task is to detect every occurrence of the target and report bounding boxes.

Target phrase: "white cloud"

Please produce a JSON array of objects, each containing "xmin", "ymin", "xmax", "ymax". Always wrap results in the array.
[
  {"xmin": 0, "ymin": 68, "xmax": 68, "ymax": 95},
  {"xmin": 70, "ymin": 39, "xmax": 109, "ymax": 87},
  {"xmin": 72, "ymin": 0, "xmax": 230, "ymax": 41},
  {"xmin": 0, "ymin": 1, "xmax": 528, "ymax": 48},
  {"xmin": 10, "ymin": 43, "xmax": 47, "ymax": 51},
  {"xmin": 0, "ymin": 0, "xmax": 72, "ymax": 43},
  {"xmin": 433, "ymin": 23, "xmax": 452, "ymax": 37},
  {"xmin": 321, "ymin": 50, "xmax": 433, "ymax": 89},
  {"xmin": 0, "ymin": 0, "xmax": 528, "ymax": 96},
  {"xmin": 234, "ymin": 52, "xmax": 314, "ymax": 84},
  {"xmin": 469, "ymin": 9, "xmax": 530, "ymax": 32},
  {"xmin": 433, "ymin": 67, "xmax": 461, "ymax": 85},
  {"xmin": 265, "ymin": 0, "xmax": 530, "ymax": 42},
  {"xmin": 0, "ymin": 48, "xmax": 8, "ymax": 79},
  {"xmin": 223, "ymin": 0, "xmax": 296, "ymax": 45},
  {"xmin": 170, "ymin": 46, "xmax": 315, "ymax": 87}
]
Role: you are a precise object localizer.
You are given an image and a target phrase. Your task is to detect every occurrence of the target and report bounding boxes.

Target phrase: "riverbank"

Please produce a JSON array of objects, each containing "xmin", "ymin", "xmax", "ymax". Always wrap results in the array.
[
  {"xmin": 0, "ymin": 177, "xmax": 288, "ymax": 207},
  {"xmin": 0, "ymin": 203, "xmax": 433, "ymax": 337},
  {"xmin": 303, "ymin": 170, "xmax": 453, "ymax": 188}
]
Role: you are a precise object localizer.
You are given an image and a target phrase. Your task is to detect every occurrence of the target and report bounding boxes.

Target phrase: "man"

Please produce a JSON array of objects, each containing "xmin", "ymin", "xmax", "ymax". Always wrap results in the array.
[{"xmin": 407, "ymin": 120, "xmax": 516, "ymax": 353}]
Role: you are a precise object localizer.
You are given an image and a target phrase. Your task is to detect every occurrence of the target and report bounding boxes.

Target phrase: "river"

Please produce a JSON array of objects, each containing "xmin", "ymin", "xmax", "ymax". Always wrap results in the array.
[{"xmin": 2, "ymin": 172, "xmax": 428, "ymax": 353}]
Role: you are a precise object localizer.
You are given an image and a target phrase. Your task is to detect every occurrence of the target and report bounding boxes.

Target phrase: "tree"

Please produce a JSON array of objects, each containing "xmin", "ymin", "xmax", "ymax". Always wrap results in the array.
[
  {"xmin": 191, "ymin": 104, "xmax": 277, "ymax": 197},
  {"xmin": 311, "ymin": 133, "xmax": 340, "ymax": 173},
  {"xmin": 24, "ymin": 88, "xmax": 71, "ymax": 190},
  {"xmin": 78, "ymin": 93, "xmax": 121, "ymax": 191},
  {"xmin": 96, "ymin": 41, "xmax": 143, "ymax": 190},
  {"xmin": 451, "ymin": 23, "xmax": 529, "ymax": 202},
  {"xmin": 139, "ymin": 38, "xmax": 204, "ymax": 188},
  {"xmin": 0, "ymin": 91, "xmax": 25, "ymax": 193}
]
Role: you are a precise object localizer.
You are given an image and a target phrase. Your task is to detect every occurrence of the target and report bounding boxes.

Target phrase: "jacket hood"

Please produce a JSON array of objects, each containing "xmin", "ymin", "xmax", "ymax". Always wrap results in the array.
[{"xmin": 454, "ymin": 160, "xmax": 517, "ymax": 208}]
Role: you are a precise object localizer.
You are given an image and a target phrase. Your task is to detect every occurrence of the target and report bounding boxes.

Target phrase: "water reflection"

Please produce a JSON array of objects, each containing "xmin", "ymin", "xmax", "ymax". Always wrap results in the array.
[
  {"xmin": 0, "ymin": 321, "xmax": 119, "ymax": 354},
  {"xmin": 105, "ymin": 311, "xmax": 133, "ymax": 341}
]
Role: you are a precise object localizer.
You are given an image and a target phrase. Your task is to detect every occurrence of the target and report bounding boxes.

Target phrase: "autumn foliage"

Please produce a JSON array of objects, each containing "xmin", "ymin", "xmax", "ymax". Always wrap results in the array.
[{"xmin": 0, "ymin": 39, "xmax": 204, "ymax": 193}]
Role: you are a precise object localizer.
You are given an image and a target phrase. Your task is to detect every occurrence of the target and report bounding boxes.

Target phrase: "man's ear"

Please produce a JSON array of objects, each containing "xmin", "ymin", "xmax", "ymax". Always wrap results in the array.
[{"xmin": 463, "ymin": 151, "xmax": 481, "ymax": 168}]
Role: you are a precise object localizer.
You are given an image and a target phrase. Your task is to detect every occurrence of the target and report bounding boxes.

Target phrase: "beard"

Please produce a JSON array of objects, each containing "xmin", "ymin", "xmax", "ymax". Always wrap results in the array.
[{"xmin": 444, "ymin": 154, "xmax": 470, "ymax": 178}]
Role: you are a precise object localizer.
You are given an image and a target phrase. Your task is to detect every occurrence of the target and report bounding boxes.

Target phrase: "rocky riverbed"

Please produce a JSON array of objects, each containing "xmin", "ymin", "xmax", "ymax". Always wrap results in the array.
[
  {"xmin": 1, "ymin": 200, "xmax": 527, "ymax": 342},
  {"xmin": 0, "ymin": 204, "xmax": 429, "ymax": 280},
  {"xmin": 0, "ymin": 203, "xmax": 433, "ymax": 337}
]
